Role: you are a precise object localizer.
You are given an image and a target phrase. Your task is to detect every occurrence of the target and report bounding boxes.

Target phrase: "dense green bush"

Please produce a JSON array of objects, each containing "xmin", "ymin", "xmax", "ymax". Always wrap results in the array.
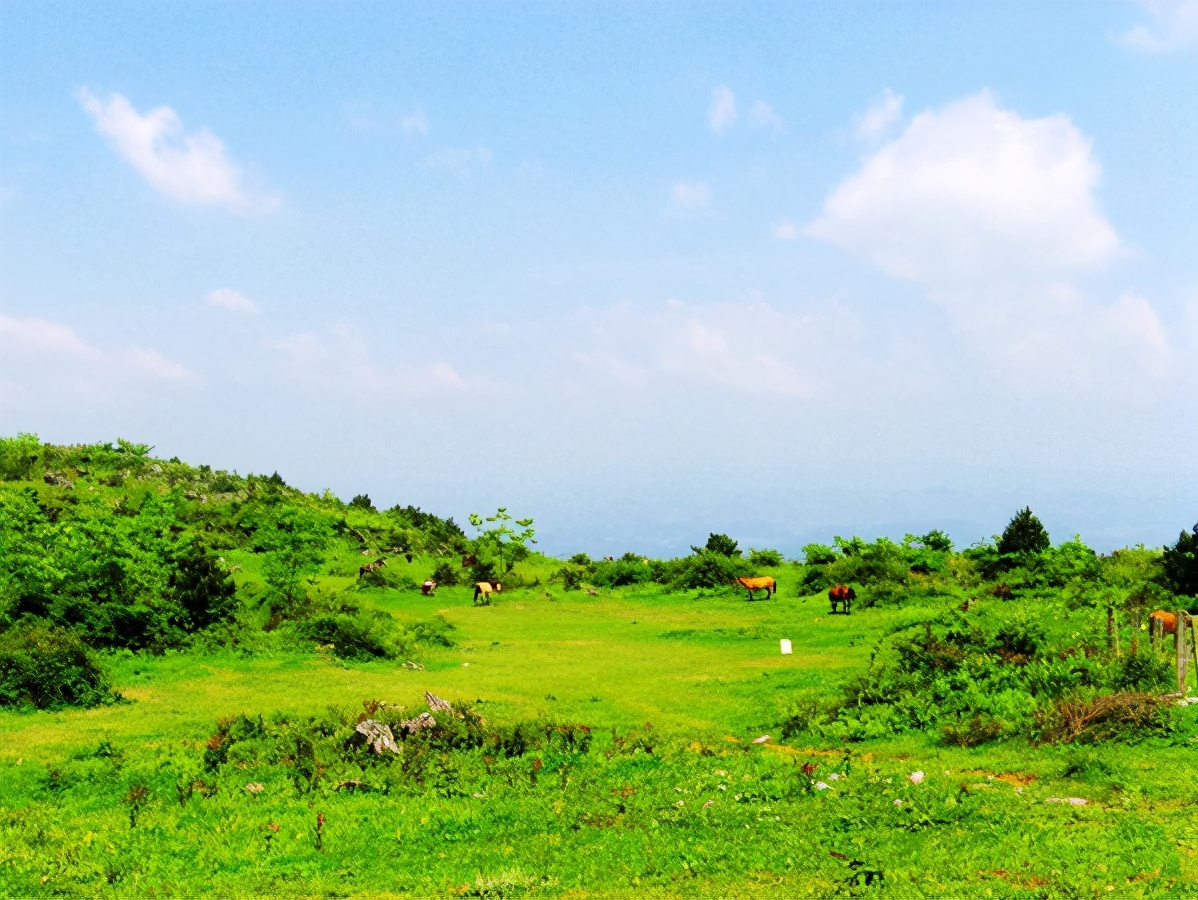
[
  {"xmin": 669, "ymin": 550, "xmax": 746, "ymax": 590},
  {"xmin": 590, "ymin": 555, "xmax": 655, "ymax": 587},
  {"xmin": 747, "ymin": 548, "xmax": 784, "ymax": 567},
  {"xmin": 295, "ymin": 610, "xmax": 405, "ymax": 661},
  {"xmin": 0, "ymin": 623, "xmax": 113, "ymax": 709},
  {"xmin": 802, "ymin": 543, "xmax": 838, "ymax": 566},
  {"xmin": 430, "ymin": 560, "xmax": 460, "ymax": 587}
]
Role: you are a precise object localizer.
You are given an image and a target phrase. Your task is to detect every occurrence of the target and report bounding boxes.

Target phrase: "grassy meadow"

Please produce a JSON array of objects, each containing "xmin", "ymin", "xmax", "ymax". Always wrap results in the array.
[{"xmin": 2, "ymin": 437, "xmax": 1197, "ymax": 897}]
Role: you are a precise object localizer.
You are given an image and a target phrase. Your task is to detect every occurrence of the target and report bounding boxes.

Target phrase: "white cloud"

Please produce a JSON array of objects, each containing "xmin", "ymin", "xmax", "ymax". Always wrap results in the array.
[
  {"xmin": 400, "ymin": 110, "xmax": 429, "ymax": 136},
  {"xmin": 1117, "ymin": 0, "xmax": 1198, "ymax": 53},
  {"xmin": 747, "ymin": 100, "xmax": 784, "ymax": 131},
  {"xmin": 708, "ymin": 85, "xmax": 737, "ymax": 134},
  {"xmin": 670, "ymin": 181, "xmax": 711, "ymax": 210},
  {"xmin": 808, "ymin": 90, "xmax": 1174, "ymax": 392},
  {"xmin": 77, "ymin": 89, "xmax": 276, "ymax": 215},
  {"xmin": 808, "ymin": 90, "xmax": 1121, "ymax": 288},
  {"xmin": 0, "ymin": 314, "xmax": 202, "ymax": 392},
  {"xmin": 0, "ymin": 315, "xmax": 104, "ymax": 360},
  {"xmin": 205, "ymin": 288, "xmax": 259, "ymax": 314},
  {"xmin": 422, "ymin": 145, "xmax": 492, "ymax": 176},
  {"xmin": 773, "ymin": 221, "xmax": 799, "ymax": 240},
  {"xmin": 854, "ymin": 88, "xmax": 904, "ymax": 142}
]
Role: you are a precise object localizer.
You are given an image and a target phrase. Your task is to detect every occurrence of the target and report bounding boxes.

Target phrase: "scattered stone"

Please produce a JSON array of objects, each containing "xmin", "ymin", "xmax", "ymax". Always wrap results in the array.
[
  {"xmin": 425, "ymin": 691, "xmax": 452, "ymax": 712},
  {"xmin": 815, "ymin": 781, "xmax": 830, "ymax": 791},
  {"xmin": 401, "ymin": 661, "xmax": 424, "ymax": 671},
  {"xmin": 909, "ymin": 771, "xmax": 925, "ymax": 785},
  {"xmin": 352, "ymin": 719, "xmax": 399, "ymax": 754},
  {"xmin": 399, "ymin": 712, "xmax": 436, "ymax": 736},
  {"xmin": 43, "ymin": 473, "xmax": 73, "ymax": 488},
  {"xmin": 1046, "ymin": 797, "xmax": 1088, "ymax": 806},
  {"xmin": 752, "ymin": 735, "xmax": 770, "ymax": 744},
  {"xmin": 244, "ymin": 782, "xmax": 264, "ymax": 795}
]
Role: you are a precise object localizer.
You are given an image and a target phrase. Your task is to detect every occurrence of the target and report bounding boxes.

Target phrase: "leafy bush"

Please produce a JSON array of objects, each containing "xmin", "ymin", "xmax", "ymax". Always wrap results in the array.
[
  {"xmin": 590, "ymin": 556, "xmax": 655, "ymax": 588},
  {"xmin": 802, "ymin": 543, "xmax": 838, "ymax": 566},
  {"xmin": 430, "ymin": 560, "xmax": 460, "ymax": 587},
  {"xmin": 0, "ymin": 433, "xmax": 41, "ymax": 481},
  {"xmin": 670, "ymin": 551, "xmax": 746, "ymax": 590},
  {"xmin": 169, "ymin": 545, "xmax": 237, "ymax": 630},
  {"xmin": 296, "ymin": 611, "xmax": 405, "ymax": 661},
  {"xmin": 747, "ymin": 548, "xmax": 784, "ymax": 567},
  {"xmin": 0, "ymin": 623, "xmax": 113, "ymax": 709},
  {"xmin": 556, "ymin": 565, "xmax": 587, "ymax": 591}
]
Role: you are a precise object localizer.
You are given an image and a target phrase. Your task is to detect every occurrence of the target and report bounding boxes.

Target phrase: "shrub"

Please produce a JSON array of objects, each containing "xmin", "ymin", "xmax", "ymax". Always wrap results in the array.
[
  {"xmin": 747, "ymin": 548, "xmax": 784, "ymax": 567},
  {"xmin": 296, "ymin": 611, "xmax": 404, "ymax": 661},
  {"xmin": 802, "ymin": 543, "xmax": 838, "ymax": 566},
  {"xmin": 670, "ymin": 551, "xmax": 745, "ymax": 590},
  {"xmin": 568, "ymin": 553, "xmax": 593, "ymax": 568},
  {"xmin": 430, "ymin": 560, "xmax": 460, "ymax": 587},
  {"xmin": 556, "ymin": 565, "xmax": 587, "ymax": 591},
  {"xmin": 0, "ymin": 433, "xmax": 41, "ymax": 481},
  {"xmin": 349, "ymin": 494, "xmax": 376, "ymax": 512},
  {"xmin": 169, "ymin": 545, "xmax": 237, "ymax": 630},
  {"xmin": 1111, "ymin": 651, "xmax": 1173, "ymax": 693},
  {"xmin": 0, "ymin": 623, "xmax": 113, "ymax": 709},
  {"xmin": 591, "ymin": 557, "xmax": 654, "ymax": 588},
  {"xmin": 998, "ymin": 507, "xmax": 1050, "ymax": 556},
  {"xmin": 1036, "ymin": 692, "xmax": 1166, "ymax": 744}
]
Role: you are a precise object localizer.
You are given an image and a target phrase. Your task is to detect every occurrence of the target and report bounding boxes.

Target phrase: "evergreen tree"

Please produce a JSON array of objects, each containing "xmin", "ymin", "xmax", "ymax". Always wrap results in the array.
[
  {"xmin": 998, "ymin": 507, "xmax": 1050, "ymax": 556},
  {"xmin": 1162, "ymin": 522, "xmax": 1198, "ymax": 597}
]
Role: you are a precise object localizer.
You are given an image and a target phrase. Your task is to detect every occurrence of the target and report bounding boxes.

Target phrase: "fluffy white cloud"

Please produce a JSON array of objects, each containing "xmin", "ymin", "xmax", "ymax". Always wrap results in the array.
[
  {"xmin": 422, "ymin": 145, "xmax": 492, "ymax": 176},
  {"xmin": 0, "ymin": 314, "xmax": 202, "ymax": 390},
  {"xmin": 205, "ymin": 288, "xmax": 258, "ymax": 314},
  {"xmin": 808, "ymin": 91, "xmax": 1176, "ymax": 392},
  {"xmin": 1117, "ymin": 0, "xmax": 1198, "ymax": 53},
  {"xmin": 747, "ymin": 100, "xmax": 784, "ymax": 131},
  {"xmin": 854, "ymin": 88, "xmax": 904, "ymax": 141},
  {"xmin": 670, "ymin": 181, "xmax": 711, "ymax": 210},
  {"xmin": 400, "ymin": 110, "xmax": 429, "ymax": 135},
  {"xmin": 708, "ymin": 85, "xmax": 737, "ymax": 134},
  {"xmin": 77, "ymin": 89, "xmax": 276, "ymax": 215},
  {"xmin": 808, "ymin": 91, "xmax": 1121, "ymax": 288}
]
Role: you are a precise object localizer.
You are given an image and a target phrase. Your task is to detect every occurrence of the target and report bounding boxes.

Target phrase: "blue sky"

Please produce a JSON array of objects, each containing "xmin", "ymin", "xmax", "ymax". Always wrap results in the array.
[{"xmin": 2, "ymin": 1, "xmax": 1196, "ymax": 556}]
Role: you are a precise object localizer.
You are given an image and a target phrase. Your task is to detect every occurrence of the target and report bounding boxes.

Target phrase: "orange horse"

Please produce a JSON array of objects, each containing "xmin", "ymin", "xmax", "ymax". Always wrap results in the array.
[
  {"xmin": 736, "ymin": 576, "xmax": 776, "ymax": 601},
  {"xmin": 1149, "ymin": 610, "xmax": 1178, "ymax": 636}
]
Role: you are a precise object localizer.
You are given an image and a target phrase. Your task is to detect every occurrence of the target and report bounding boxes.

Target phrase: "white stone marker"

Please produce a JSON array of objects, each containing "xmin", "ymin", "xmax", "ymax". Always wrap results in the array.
[{"xmin": 780, "ymin": 639, "xmax": 793, "ymax": 655}]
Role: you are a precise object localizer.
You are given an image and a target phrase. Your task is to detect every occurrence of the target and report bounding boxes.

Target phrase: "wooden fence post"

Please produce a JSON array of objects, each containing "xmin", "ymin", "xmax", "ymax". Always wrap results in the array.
[{"xmin": 1178, "ymin": 611, "xmax": 1190, "ymax": 693}]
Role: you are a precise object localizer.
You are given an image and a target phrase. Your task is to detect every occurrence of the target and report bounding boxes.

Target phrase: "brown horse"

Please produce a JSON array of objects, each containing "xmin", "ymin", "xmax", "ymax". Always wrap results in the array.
[
  {"xmin": 828, "ymin": 584, "xmax": 856, "ymax": 614},
  {"xmin": 736, "ymin": 576, "xmax": 776, "ymax": 601},
  {"xmin": 1149, "ymin": 610, "xmax": 1178, "ymax": 636}
]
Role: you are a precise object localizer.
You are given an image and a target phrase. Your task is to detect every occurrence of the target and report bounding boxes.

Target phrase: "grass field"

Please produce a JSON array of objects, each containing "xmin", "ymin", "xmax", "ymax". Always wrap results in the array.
[{"xmin": 3, "ymin": 571, "xmax": 1197, "ymax": 897}]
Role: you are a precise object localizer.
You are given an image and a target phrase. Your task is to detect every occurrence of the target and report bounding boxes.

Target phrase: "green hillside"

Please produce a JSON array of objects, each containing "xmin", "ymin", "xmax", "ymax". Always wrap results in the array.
[{"xmin": 1, "ymin": 435, "xmax": 1197, "ymax": 896}]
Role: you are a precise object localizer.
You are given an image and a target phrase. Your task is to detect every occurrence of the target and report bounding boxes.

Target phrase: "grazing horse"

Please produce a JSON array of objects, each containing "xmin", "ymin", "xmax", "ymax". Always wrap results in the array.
[
  {"xmin": 474, "ymin": 582, "xmax": 499, "ymax": 605},
  {"xmin": 1149, "ymin": 610, "xmax": 1178, "ymax": 637},
  {"xmin": 358, "ymin": 558, "xmax": 387, "ymax": 578},
  {"xmin": 421, "ymin": 580, "xmax": 437, "ymax": 596},
  {"xmin": 828, "ymin": 584, "xmax": 856, "ymax": 614},
  {"xmin": 736, "ymin": 576, "xmax": 776, "ymax": 601}
]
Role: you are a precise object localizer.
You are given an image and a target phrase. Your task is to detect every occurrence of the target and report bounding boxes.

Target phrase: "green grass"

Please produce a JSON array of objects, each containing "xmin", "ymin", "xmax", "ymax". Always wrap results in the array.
[{"xmin": 2, "ymin": 578, "xmax": 1197, "ymax": 897}]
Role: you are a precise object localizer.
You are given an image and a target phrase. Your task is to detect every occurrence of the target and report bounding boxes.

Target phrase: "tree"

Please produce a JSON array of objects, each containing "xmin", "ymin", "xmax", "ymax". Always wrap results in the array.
[
  {"xmin": 1162, "ymin": 522, "xmax": 1198, "ymax": 598},
  {"xmin": 256, "ymin": 506, "xmax": 332, "ymax": 625},
  {"xmin": 998, "ymin": 507, "xmax": 1050, "ymax": 556},
  {"xmin": 468, "ymin": 508, "xmax": 536, "ymax": 578},
  {"xmin": 692, "ymin": 533, "xmax": 739, "ymax": 557}
]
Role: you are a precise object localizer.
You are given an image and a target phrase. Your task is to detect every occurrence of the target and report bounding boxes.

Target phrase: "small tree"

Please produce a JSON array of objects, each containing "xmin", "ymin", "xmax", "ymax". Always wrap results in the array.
[
  {"xmin": 998, "ymin": 507, "xmax": 1050, "ymax": 556},
  {"xmin": 692, "ymin": 533, "xmax": 739, "ymax": 557},
  {"xmin": 1162, "ymin": 522, "xmax": 1198, "ymax": 598},
  {"xmin": 257, "ymin": 506, "xmax": 332, "ymax": 625},
  {"xmin": 468, "ymin": 508, "xmax": 536, "ymax": 578}
]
